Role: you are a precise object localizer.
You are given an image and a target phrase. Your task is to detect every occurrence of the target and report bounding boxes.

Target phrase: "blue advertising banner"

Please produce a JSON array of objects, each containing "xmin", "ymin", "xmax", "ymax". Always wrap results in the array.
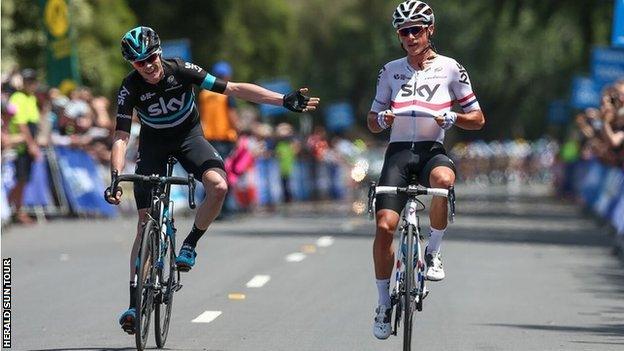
[
  {"xmin": 161, "ymin": 39, "xmax": 192, "ymax": 62},
  {"xmin": 613, "ymin": 0, "xmax": 624, "ymax": 48},
  {"xmin": 580, "ymin": 159, "xmax": 607, "ymax": 207},
  {"xmin": 612, "ymin": 189, "xmax": 624, "ymax": 235},
  {"xmin": 591, "ymin": 47, "xmax": 624, "ymax": 88},
  {"xmin": 23, "ymin": 157, "xmax": 53, "ymax": 207},
  {"xmin": 257, "ymin": 79, "xmax": 292, "ymax": 117},
  {"xmin": 570, "ymin": 76, "xmax": 601, "ymax": 109},
  {"xmin": 325, "ymin": 102, "xmax": 355, "ymax": 132},
  {"xmin": 55, "ymin": 146, "xmax": 116, "ymax": 217}
]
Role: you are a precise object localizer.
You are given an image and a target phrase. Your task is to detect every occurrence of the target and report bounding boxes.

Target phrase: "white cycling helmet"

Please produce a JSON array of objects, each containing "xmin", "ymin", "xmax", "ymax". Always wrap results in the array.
[{"xmin": 392, "ymin": 0, "xmax": 435, "ymax": 28}]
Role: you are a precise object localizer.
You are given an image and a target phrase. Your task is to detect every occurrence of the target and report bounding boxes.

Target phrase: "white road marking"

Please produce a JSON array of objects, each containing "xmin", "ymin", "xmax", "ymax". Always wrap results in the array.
[
  {"xmin": 316, "ymin": 236, "xmax": 335, "ymax": 247},
  {"xmin": 285, "ymin": 252, "xmax": 306, "ymax": 262},
  {"xmin": 192, "ymin": 311, "xmax": 222, "ymax": 323},
  {"xmin": 246, "ymin": 275, "xmax": 271, "ymax": 288}
]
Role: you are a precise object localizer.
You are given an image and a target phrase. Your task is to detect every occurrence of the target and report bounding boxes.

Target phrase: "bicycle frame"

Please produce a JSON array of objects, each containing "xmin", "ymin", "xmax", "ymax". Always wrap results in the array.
[
  {"xmin": 147, "ymin": 158, "xmax": 176, "ymax": 293},
  {"xmin": 108, "ymin": 156, "xmax": 196, "ymax": 350},
  {"xmin": 368, "ymin": 182, "xmax": 453, "ymax": 348}
]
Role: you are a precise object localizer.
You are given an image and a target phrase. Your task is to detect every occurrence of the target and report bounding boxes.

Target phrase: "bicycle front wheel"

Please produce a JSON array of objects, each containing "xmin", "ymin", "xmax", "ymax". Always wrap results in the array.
[
  {"xmin": 155, "ymin": 233, "xmax": 176, "ymax": 347},
  {"xmin": 135, "ymin": 219, "xmax": 157, "ymax": 351},
  {"xmin": 403, "ymin": 224, "xmax": 415, "ymax": 351}
]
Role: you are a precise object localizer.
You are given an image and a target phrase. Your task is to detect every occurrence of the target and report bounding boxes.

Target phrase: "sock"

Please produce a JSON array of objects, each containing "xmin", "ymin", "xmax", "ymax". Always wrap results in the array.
[
  {"xmin": 129, "ymin": 282, "xmax": 136, "ymax": 309},
  {"xmin": 183, "ymin": 224, "xmax": 207, "ymax": 248},
  {"xmin": 376, "ymin": 278, "xmax": 391, "ymax": 307},
  {"xmin": 427, "ymin": 227, "xmax": 446, "ymax": 254}
]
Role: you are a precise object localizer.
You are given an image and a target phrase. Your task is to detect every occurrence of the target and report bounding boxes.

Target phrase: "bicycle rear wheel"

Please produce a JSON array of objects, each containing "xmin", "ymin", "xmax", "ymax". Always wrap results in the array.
[
  {"xmin": 403, "ymin": 224, "xmax": 415, "ymax": 351},
  {"xmin": 135, "ymin": 219, "xmax": 157, "ymax": 351},
  {"xmin": 155, "ymin": 233, "xmax": 176, "ymax": 347}
]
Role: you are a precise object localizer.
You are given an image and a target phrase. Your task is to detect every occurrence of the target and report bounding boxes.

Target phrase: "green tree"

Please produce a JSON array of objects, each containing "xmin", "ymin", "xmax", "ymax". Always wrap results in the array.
[
  {"xmin": 2, "ymin": 0, "xmax": 135, "ymax": 96},
  {"xmin": 71, "ymin": 0, "xmax": 136, "ymax": 95}
]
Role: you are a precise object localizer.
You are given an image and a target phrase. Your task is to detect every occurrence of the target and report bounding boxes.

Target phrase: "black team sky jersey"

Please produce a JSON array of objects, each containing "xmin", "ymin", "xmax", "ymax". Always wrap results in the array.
[{"xmin": 115, "ymin": 57, "xmax": 226, "ymax": 136}]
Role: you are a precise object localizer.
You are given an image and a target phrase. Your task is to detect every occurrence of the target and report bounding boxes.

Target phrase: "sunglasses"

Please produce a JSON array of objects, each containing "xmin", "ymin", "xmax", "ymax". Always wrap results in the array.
[
  {"xmin": 132, "ymin": 53, "xmax": 159, "ymax": 68},
  {"xmin": 398, "ymin": 26, "xmax": 427, "ymax": 37}
]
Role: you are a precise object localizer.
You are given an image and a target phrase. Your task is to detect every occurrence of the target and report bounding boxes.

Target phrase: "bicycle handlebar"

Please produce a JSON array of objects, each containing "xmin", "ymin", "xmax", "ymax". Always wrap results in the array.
[
  {"xmin": 106, "ymin": 170, "xmax": 196, "ymax": 209},
  {"xmin": 367, "ymin": 181, "xmax": 455, "ymax": 222},
  {"xmin": 374, "ymin": 185, "xmax": 449, "ymax": 197}
]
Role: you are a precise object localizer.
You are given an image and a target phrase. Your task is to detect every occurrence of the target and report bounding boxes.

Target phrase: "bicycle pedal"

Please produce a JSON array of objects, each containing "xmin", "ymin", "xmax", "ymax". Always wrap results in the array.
[
  {"xmin": 176, "ymin": 264, "xmax": 191, "ymax": 272},
  {"xmin": 423, "ymin": 289, "xmax": 430, "ymax": 300},
  {"xmin": 174, "ymin": 283, "xmax": 183, "ymax": 292}
]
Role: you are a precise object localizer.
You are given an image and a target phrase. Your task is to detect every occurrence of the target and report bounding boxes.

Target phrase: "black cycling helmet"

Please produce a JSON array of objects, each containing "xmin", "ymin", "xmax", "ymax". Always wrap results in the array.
[{"xmin": 120, "ymin": 26, "xmax": 161, "ymax": 62}]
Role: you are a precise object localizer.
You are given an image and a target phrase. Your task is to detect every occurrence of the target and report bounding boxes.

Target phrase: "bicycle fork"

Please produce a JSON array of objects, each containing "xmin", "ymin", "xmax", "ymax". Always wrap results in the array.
[{"xmin": 391, "ymin": 198, "xmax": 428, "ymax": 334}]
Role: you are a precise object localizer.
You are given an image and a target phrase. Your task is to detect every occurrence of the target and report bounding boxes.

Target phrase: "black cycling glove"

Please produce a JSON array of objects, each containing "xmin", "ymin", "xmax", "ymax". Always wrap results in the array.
[
  {"xmin": 104, "ymin": 186, "xmax": 122, "ymax": 204},
  {"xmin": 283, "ymin": 90, "xmax": 310, "ymax": 113}
]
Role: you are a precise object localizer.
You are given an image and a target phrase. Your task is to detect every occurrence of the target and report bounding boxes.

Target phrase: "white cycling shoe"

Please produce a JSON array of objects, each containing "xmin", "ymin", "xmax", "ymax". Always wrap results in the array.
[
  {"xmin": 425, "ymin": 251, "xmax": 445, "ymax": 281},
  {"xmin": 373, "ymin": 304, "xmax": 392, "ymax": 340}
]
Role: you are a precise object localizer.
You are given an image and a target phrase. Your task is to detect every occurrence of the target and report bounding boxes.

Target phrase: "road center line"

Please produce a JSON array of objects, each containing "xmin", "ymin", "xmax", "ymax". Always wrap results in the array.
[
  {"xmin": 317, "ymin": 236, "xmax": 335, "ymax": 247},
  {"xmin": 246, "ymin": 275, "xmax": 271, "ymax": 288},
  {"xmin": 192, "ymin": 311, "xmax": 222, "ymax": 323},
  {"xmin": 285, "ymin": 252, "xmax": 306, "ymax": 262}
]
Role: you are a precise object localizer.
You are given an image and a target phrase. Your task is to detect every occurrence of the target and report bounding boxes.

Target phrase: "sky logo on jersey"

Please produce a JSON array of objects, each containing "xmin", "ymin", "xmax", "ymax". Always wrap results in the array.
[
  {"xmin": 400, "ymin": 83, "xmax": 440, "ymax": 102},
  {"xmin": 184, "ymin": 62, "xmax": 203, "ymax": 73},
  {"xmin": 147, "ymin": 93, "xmax": 187, "ymax": 116},
  {"xmin": 456, "ymin": 63, "xmax": 470, "ymax": 85},
  {"xmin": 117, "ymin": 86, "xmax": 130, "ymax": 106}
]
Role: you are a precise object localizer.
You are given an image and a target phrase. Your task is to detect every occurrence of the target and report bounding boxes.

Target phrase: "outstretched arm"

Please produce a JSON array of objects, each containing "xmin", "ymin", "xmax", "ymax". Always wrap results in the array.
[
  {"xmin": 224, "ymin": 84, "xmax": 320, "ymax": 112},
  {"xmin": 224, "ymin": 82, "xmax": 283, "ymax": 105}
]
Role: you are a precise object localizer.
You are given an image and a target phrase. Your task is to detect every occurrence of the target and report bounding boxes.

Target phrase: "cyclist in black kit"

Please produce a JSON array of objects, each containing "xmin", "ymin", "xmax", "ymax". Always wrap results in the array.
[{"xmin": 105, "ymin": 26, "xmax": 320, "ymax": 333}]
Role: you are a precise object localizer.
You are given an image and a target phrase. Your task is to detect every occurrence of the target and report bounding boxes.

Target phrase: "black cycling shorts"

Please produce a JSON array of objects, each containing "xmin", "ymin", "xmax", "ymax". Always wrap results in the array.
[
  {"xmin": 376, "ymin": 141, "xmax": 456, "ymax": 214},
  {"xmin": 134, "ymin": 124, "xmax": 224, "ymax": 209}
]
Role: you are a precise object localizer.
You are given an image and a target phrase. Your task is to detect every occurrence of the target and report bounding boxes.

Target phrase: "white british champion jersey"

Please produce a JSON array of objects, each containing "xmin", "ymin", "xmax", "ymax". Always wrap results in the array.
[{"xmin": 371, "ymin": 54, "xmax": 480, "ymax": 143}]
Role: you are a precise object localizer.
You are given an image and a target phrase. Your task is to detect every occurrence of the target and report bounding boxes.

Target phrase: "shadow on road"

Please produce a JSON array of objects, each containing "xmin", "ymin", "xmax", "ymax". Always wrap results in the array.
[
  {"xmin": 27, "ymin": 348, "xmax": 225, "ymax": 351},
  {"xmin": 217, "ymin": 189, "xmax": 619, "ymax": 249},
  {"xmin": 482, "ymin": 322, "xmax": 624, "ymax": 339}
]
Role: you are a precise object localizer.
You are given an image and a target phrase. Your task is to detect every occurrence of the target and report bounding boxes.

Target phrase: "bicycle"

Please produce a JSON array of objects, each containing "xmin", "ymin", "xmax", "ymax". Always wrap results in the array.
[
  {"xmin": 367, "ymin": 181, "xmax": 455, "ymax": 351},
  {"xmin": 106, "ymin": 156, "xmax": 196, "ymax": 351}
]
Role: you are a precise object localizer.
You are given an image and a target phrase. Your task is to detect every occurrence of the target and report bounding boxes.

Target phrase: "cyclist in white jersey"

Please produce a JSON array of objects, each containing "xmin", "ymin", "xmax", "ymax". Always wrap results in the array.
[{"xmin": 367, "ymin": 1, "xmax": 485, "ymax": 339}]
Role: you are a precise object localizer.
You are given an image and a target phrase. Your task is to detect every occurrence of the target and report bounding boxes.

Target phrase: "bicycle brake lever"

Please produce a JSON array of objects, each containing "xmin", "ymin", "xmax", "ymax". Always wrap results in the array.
[
  {"xmin": 448, "ymin": 186, "xmax": 456, "ymax": 223},
  {"xmin": 188, "ymin": 174, "xmax": 196, "ymax": 209},
  {"xmin": 367, "ymin": 181, "xmax": 376, "ymax": 220}
]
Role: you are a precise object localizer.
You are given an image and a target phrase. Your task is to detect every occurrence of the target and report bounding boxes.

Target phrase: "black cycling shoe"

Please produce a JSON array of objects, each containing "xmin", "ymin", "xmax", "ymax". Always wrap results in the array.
[{"xmin": 119, "ymin": 308, "xmax": 136, "ymax": 335}]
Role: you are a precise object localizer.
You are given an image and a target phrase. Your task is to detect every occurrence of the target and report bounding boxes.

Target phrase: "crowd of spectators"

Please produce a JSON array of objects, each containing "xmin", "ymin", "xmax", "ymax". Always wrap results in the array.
[
  {"xmin": 1, "ymin": 67, "xmax": 114, "ymax": 224},
  {"xmin": 557, "ymin": 79, "xmax": 624, "ymax": 197},
  {"xmin": 449, "ymin": 138, "xmax": 558, "ymax": 186},
  {"xmin": 571, "ymin": 79, "xmax": 624, "ymax": 167}
]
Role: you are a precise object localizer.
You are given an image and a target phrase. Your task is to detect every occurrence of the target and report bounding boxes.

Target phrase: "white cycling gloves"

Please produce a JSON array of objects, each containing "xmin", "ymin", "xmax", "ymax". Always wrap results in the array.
[
  {"xmin": 439, "ymin": 111, "xmax": 457, "ymax": 130},
  {"xmin": 377, "ymin": 110, "xmax": 392, "ymax": 130}
]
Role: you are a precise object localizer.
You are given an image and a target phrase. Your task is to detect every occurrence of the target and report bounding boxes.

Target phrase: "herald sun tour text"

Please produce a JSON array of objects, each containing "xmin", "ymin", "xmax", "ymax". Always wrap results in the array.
[{"xmin": 3, "ymin": 258, "xmax": 11, "ymax": 348}]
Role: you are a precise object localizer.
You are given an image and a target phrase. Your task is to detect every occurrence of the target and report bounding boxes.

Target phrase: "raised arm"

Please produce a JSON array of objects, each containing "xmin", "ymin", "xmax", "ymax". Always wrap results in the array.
[{"xmin": 224, "ymin": 84, "xmax": 320, "ymax": 113}]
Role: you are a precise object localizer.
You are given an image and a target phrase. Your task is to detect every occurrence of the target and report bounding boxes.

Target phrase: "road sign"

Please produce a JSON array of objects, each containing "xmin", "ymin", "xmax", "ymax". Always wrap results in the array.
[
  {"xmin": 591, "ymin": 47, "xmax": 624, "ymax": 88},
  {"xmin": 613, "ymin": 0, "xmax": 624, "ymax": 48},
  {"xmin": 257, "ymin": 79, "xmax": 292, "ymax": 117},
  {"xmin": 161, "ymin": 39, "xmax": 192, "ymax": 62},
  {"xmin": 570, "ymin": 76, "xmax": 600, "ymax": 109},
  {"xmin": 547, "ymin": 100, "xmax": 568, "ymax": 124},
  {"xmin": 325, "ymin": 102, "xmax": 354, "ymax": 132}
]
